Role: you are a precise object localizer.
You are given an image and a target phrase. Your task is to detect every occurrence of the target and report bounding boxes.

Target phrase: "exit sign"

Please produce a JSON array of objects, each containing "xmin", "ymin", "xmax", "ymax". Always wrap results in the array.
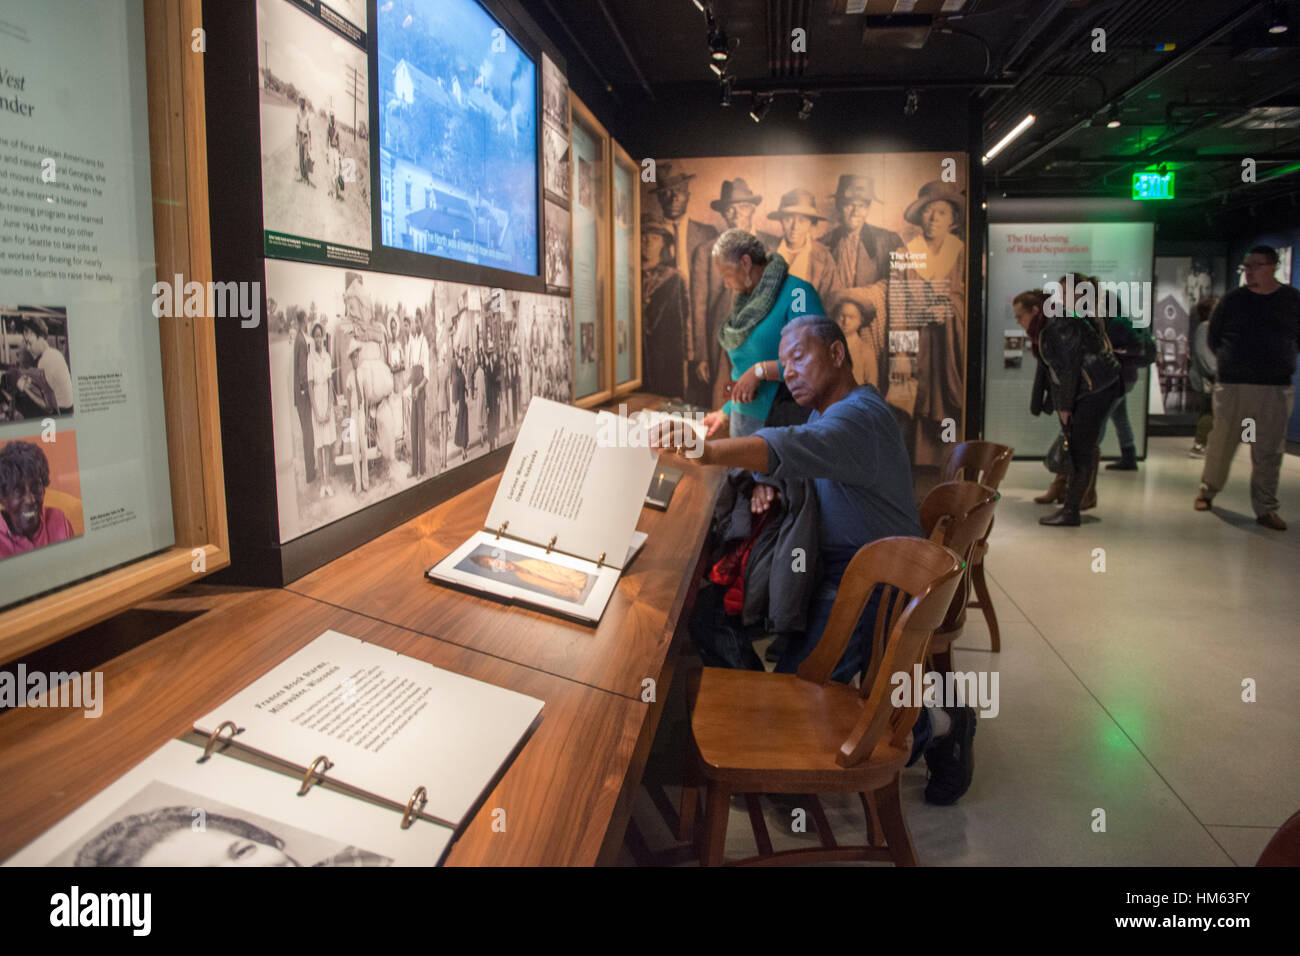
[{"xmin": 1133, "ymin": 172, "xmax": 1175, "ymax": 200}]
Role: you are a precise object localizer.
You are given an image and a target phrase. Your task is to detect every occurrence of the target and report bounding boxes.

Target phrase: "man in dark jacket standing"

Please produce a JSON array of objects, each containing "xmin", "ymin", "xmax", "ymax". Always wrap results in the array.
[{"xmin": 1195, "ymin": 246, "xmax": 1300, "ymax": 530}]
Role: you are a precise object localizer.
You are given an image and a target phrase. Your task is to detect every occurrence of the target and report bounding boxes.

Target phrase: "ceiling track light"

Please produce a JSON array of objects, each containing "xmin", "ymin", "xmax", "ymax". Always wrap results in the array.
[
  {"xmin": 749, "ymin": 94, "xmax": 772, "ymax": 124},
  {"xmin": 720, "ymin": 74, "xmax": 734, "ymax": 107},
  {"xmin": 797, "ymin": 93, "xmax": 815, "ymax": 120},
  {"xmin": 904, "ymin": 88, "xmax": 919, "ymax": 117},
  {"xmin": 1267, "ymin": 0, "xmax": 1289, "ymax": 33},
  {"xmin": 982, "ymin": 113, "xmax": 1035, "ymax": 165}
]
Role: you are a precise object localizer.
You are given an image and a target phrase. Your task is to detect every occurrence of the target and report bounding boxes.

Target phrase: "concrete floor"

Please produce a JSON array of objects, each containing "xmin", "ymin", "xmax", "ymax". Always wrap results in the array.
[{"xmin": 620, "ymin": 436, "xmax": 1300, "ymax": 866}]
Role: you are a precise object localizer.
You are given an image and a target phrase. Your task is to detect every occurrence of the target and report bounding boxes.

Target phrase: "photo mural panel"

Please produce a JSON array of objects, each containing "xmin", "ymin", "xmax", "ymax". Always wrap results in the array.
[
  {"xmin": 0, "ymin": 0, "xmax": 175, "ymax": 609},
  {"xmin": 375, "ymin": 0, "xmax": 539, "ymax": 277},
  {"xmin": 264, "ymin": 259, "xmax": 572, "ymax": 543},
  {"xmin": 639, "ymin": 152, "xmax": 969, "ymax": 467},
  {"xmin": 256, "ymin": 0, "xmax": 373, "ymax": 265},
  {"xmin": 984, "ymin": 222, "xmax": 1155, "ymax": 458}
]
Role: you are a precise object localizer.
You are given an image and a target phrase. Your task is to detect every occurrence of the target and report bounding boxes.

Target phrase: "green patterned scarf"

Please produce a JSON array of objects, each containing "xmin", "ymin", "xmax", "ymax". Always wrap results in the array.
[{"xmin": 717, "ymin": 253, "xmax": 788, "ymax": 352}]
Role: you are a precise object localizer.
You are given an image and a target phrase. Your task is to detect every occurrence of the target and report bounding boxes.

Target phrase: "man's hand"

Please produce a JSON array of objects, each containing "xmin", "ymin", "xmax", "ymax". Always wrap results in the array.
[
  {"xmin": 751, "ymin": 484, "xmax": 778, "ymax": 514},
  {"xmin": 700, "ymin": 409, "xmax": 729, "ymax": 439},
  {"xmin": 648, "ymin": 420, "xmax": 707, "ymax": 465},
  {"xmin": 1059, "ymin": 410, "xmax": 1072, "ymax": 426},
  {"xmin": 730, "ymin": 363, "xmax": 761, "ymax": 404}
]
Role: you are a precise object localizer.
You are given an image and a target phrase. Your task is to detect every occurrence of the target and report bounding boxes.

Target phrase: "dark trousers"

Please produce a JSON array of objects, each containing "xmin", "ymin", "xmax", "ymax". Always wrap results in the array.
[
  {"xmin": 410, "ymin": 387, "xmax": 426, "ymax": 476},
  {"xmin": 1065, "ymin": 379, "xmax": 1124, "ymax": 508},
  {"xmin": 296, "ymin": 398, "xmax": 316, "ymax": 482},
  {"xmin": 688, "ymin": 580, "xmax": 933, "ymax": 765}
]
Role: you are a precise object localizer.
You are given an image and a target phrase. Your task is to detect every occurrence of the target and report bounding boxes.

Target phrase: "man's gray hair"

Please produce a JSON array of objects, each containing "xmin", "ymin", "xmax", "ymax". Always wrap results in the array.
[
  {"xmin": 712, "ymin": 228, "xmax": 769, "ymax": 267},
  {"xmin": 781, "ymin": 314, "xmax": 852, "ymax": 369}
]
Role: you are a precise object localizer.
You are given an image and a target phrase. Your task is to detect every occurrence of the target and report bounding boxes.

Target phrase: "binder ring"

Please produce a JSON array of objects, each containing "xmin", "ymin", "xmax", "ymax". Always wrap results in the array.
[
  {"xmin": 545, "ymin": 535, "xmax": 557, "ymax": 554},
  {"xmin": 198, "ymin": 720, "xmax": 242, "ymax": 762},
  {"xmin": 297, "ymin": 755, "xmax": 334, "ymax": 796},
  {"xmin": 496, "ymin": 521, "xmax": 508, "ymax": 539},
  {"xmin": 401, "ymin": 786, "xmax": 428, "ymax": 829},
  {"xmin": 596, "ymin": 551, "xmax": 606, "ymax": 569}
]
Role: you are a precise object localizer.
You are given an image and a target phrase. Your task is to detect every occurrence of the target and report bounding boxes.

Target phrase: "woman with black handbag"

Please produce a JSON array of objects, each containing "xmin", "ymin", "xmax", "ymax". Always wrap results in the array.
[{"xmin": 1014, "ymin": 279, "xmax": 1124, "ymax": 526}]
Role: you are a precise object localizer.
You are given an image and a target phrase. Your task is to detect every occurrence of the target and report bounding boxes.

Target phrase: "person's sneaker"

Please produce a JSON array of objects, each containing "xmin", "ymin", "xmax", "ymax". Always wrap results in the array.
[
  {"xmin": 1188, "ymin": 442, "xmax": 1206, "ymax": 458},
  {"xmin": 1105, "ymin": 454, "xmax": 1138, "ymax": 471},
  {"xmin": 1257, "ymin": 512, "xmax": 1287, "ymax": 531},
  {"xmin": 1194, "ymin": 491, "xmax": 1213, "ymax": 511},
  {"xmin": 924, "ymin": 706, "xmax": 976, "ymax": 805}
]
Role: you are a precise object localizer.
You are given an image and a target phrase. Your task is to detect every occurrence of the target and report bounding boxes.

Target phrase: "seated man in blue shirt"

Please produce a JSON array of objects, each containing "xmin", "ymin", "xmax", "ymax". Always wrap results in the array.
[{"xmin": 653, "ymin": 314, "xmax": 976, "ymax": 805}]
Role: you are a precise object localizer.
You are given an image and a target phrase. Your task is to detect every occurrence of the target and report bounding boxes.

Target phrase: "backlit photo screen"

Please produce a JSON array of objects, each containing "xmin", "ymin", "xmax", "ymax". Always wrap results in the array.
[{"xmin": 377, "ymin": 0, "xmax": 539, "ymax": 277}]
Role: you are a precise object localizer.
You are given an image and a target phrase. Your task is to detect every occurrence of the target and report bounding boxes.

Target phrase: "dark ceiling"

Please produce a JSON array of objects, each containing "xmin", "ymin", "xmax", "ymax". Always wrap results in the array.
[{"xmin": 534, "ymin": 0, "xmax": 1300, "ymax": 215}]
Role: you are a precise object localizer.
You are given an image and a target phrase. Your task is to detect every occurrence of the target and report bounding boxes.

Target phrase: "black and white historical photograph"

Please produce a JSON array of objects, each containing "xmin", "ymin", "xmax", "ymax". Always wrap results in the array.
[
  {"xmin": 265, "ymin": 259, "xmax": 571, "ymax": 542},
  {"xmin": 0, "ymin": 306, "xmax": 73, "ymax": 422},
  {"xmin": 541, "ymin": 53, "xmax": 569, "ymax": 135},
  {"xmin": 545, "ymin": 198, "xmax": 572, "ymax": 291},
  {"xmin": 543, "ymin": 121, "xmax": 571, "ymax": 204},
  {"xmin": 257, "ymin": 0, "xmax": 372, "ymax": 254},
  {"xmin": 49, "ymin": 779, "xmax": 393, "ymax": 867}
]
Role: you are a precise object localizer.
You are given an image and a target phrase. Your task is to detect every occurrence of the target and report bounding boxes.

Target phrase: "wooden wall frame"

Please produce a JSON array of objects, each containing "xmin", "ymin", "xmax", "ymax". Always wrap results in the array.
[
  {"xmin": 610, "ymin": 141, "xmax": 643, "ymax": 396},
  {"xmin": 0, "ymin": 0, "xmax": 228, "ymax": 665},
  {"xmin": 570, "ymin": 93, "xmax": 615, "ymax": 410}
]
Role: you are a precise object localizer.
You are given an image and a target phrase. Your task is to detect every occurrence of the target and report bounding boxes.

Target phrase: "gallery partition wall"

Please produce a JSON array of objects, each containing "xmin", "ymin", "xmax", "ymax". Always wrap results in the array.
[{"xmin": 203, "ymin": 0, "xmax": 640, "ymax": 585}]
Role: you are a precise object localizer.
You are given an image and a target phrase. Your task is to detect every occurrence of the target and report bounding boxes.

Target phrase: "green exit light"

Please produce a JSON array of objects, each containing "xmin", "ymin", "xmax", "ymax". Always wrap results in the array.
[{"xmin": 1133, "ymin": 171, "xmax": 1175, "ymax": 200}]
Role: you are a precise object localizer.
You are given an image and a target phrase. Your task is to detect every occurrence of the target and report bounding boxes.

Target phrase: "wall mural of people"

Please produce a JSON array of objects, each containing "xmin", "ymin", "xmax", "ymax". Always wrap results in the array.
[
  {"xmin": 264, "ymin": 259, "xmax": 572, "ymax": 543},
  {"xmin": 639, "ymin": 152, "xmax": 970, "ymax": 466}
]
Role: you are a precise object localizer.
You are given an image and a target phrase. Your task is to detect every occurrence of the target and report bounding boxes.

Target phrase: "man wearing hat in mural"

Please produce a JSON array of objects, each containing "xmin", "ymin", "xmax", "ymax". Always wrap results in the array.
[
  {"xmin": 649, "ymin": 162, "xmax": 718, "ymax": 299},
  {"xmin": 821, "ymin": 174, "xmax": 905, "ymax": 311},
  {"xmin": 768, "ymin": 188, "xmax": 836, "ymax": 306},
  {"xmin": 641, "ymin": 207, "xmax": 691, "ymax": 399},
  {"xmin": 894, "ymin": 179, "xmax": 967, "ymax": 467},
  {"xmin": 690, "ymin": 179, "xmax": 780, "ymax": 407}
]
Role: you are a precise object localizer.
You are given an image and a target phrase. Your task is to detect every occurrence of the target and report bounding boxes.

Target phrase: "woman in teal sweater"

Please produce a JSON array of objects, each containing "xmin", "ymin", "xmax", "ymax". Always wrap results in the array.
[{"xmin": 702, "ymin": 229, "xmax": 825, "ymax": 439}]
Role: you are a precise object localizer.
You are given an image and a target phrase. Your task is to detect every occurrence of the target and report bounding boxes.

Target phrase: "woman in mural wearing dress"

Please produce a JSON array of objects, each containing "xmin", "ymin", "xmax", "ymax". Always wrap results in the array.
[
  {"xmin": 307, "ymin": 322, "xmax": 336, "ymax": 498},
  {"xmin": 894, "ymin": 180, "xmax": 967, "ymax": 466}
]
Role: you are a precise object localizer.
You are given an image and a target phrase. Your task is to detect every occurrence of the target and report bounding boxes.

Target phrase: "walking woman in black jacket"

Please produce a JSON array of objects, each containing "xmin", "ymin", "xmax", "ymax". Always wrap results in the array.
[{"xmin": 1013, "ymin": 278, "xmax": 1124, "ymax": 526}]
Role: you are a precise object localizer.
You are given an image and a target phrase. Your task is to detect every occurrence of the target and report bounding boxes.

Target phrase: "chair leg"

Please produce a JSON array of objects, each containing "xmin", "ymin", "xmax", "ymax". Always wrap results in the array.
[
  {"xmin": 744, "ymin": 794, "xmax": 773, "ymax": 857},
  {"xmin": 970, "ymin": 558, "xmax": 1000, "ymax": 653},
  {"xmin": 859, "ymin": 791, "xmax": 885, "ymax": 847},
  {"xmin": 873, "ymin": 774, "xmax": 919, "ymax": 867},
  {"xmin": 700, "ymin": 782, "xmax": 731, "ymax": 866},
  {"xmin": 806, "ymin": 794, "xmax": 838, "ymax": 850},
  {"xmin": 677, "ymin": 782, "xmax": 699, "ymax": 843}
]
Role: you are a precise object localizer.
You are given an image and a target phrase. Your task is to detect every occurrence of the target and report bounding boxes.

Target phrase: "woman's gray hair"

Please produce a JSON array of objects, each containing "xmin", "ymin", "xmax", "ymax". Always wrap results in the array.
[
  {"xmin": 711, "ymin": 228, "xmax": 769, "ymax": 267},
  {"xmin": 780, "ymin": 314, "xmax": 852, "ymax": 369}
]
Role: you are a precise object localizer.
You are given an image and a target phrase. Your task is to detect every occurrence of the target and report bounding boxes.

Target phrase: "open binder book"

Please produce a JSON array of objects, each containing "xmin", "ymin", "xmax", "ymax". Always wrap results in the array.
[
  {"xmin": 5, "ymin": 630, "xmax": 543, "ymax": 867},
  {"xmin": 427, "ymin": 397, "xmax": 657, "ymax": 623}
]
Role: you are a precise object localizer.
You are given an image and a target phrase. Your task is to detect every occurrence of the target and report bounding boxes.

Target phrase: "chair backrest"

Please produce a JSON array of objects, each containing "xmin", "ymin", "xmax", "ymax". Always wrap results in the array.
[
  {"xmin": 1257, "ymin": 809, "xmax": 1300, "ymax": 866},
  {"xmin": 792, "ymin": 536, "xmax": 963, "ymax": 770},
  {"xmin": 919, "ymin": 480, "xmax": 999, "ymax": 631},
  {"xmin": 941, "ymin": 441, "xmax": 1014, "ymax": 492}
]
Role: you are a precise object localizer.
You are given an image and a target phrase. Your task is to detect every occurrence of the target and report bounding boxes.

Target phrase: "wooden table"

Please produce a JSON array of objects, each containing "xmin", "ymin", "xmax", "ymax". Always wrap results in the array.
[{"xmin": 0, "ymin": 396, "xmax": 724, "ymax": 865}]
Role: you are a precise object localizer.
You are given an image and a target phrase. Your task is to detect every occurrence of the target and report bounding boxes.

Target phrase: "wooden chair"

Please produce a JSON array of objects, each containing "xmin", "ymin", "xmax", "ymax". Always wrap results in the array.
[
  {"xmin": 940, "ymin": 441, "xmax": 1013, "ymax": 652},
  {"xmin": 681, "ymin": 536, "xmax": 963, "ymax": 866},
  {"xmin": 1257, "ymin": 809, "xmax": 1300, "ymax": 865},
  {"xmin": 919, "ymin": 481, "xmax": 999, "ymax": 676}
]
